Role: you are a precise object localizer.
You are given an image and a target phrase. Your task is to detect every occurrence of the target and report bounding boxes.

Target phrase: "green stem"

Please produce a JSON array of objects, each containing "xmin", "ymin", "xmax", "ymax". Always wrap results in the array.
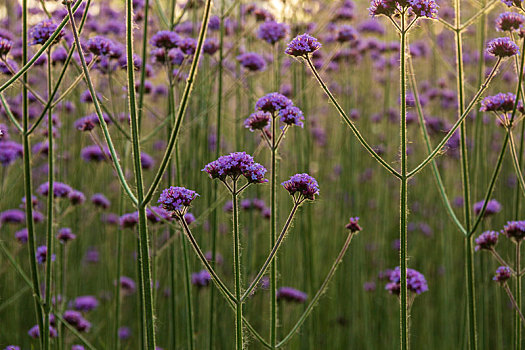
[
  {"xmin": 232, "ymin": 180, "xmax": 244, "ymax": 350},
  {"xmin": 43, "ymin": 49, "xmax": 54, "ymax": 350},
  {"xmin": 137, "ymin": 0, "xmax": 150, "ymax": 128},
  {"xmin": 182, "ymin": 233, "xmax": 195, "ymax": 350},
  {"xmin": 517, "ymin": 242, "xmax": 522, "ymax": 350},
  {"xmin": 399, "ymin": 12, "xmax": 408, "ymax": 350},
  {"xmin": 270, "ymin": 111, "xmax": 278, "ymax": 349},
  {"xmin": 125, "ymin": 0, "xmax": 156, "ymax": 347},
  {"xmin": 304, "ymin": 56, "xmax": 401, "ymax": 179},
  {"xmin": 509, "ymin": 130, "xmax": 525, "ymax": 197}
]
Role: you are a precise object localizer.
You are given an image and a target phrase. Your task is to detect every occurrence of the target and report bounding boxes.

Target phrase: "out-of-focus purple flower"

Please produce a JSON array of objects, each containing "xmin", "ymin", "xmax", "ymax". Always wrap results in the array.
[
  {"xmin": 118, "ymin": 326, "xmax": 132, "ymax": 340},
  {"xmin": 202, "ymin": 152, "xmax": 268, "ymax": 184},
  {"xmin": 184, "ymin": 212, "xmax": 196, "ymax": 225},
  {"xmin": 29, "ymin": 20, "xmax": 64, "ymax": 46},
  {"xmin": 237, "ymin": 52, "xmax": 266, "ymax": 72},
  {"xmin": 118, "ymin": 276, "xmax": 137, "ymax": 295},
  {"xmin": 0, "ymin": 38, "xmax": 12, "ymax": 58},
  {"xmin": 68, "ymin": 190, "xmax": 86, "ymax": 205},
  {"xmin": 487, "ymin": 37, "xmax": 519, "ymax": 58},
  {"xmin": 86, "ymin": 36, "xmax": 114, "ymax": 56},
  {"xmin": 28, "ymin": 325, "xmax": 57, "ymax": 338},
  {"xmin": 57, "ymin": 227, "xmax": 76, "ymax": 243},
  {"xmin": 205, "ymin": 251, "xmax": 224, "ymax": 265},
  {"xmin": 0, "ymin": 141, "xmax": 23, "ymax": 166},
  {"xmin": 368, "ymin": 0, "xmax": 396, "ymax": 17},
  {"xmin": 385, "ymin": 266, "xmax": 428, "ymax": 295},
  {"xmin": 81, "ymin": 145, "xmax": 111, "ymax": 162},
  {"xmin": 3, "ymin": 346, "xmax": 20, "ymax": 350},
  {"xmin": 364, "ymin": 281, "xmax": 376, "ymax": 292},
  {"xmin": 281, "ymin": 173, "xmax": 319, "ymax": 201},
  {"xmin": 493, "ymin": 266, "xmax": 512, "ymax": 282},
  {"xmin": 15, "ymin": 228, "xmax": 28, "ymax": 243},
  {"xmin": 91, "ymin": 193, "xmax": 111, "ymax": 209},
  {"xmin": 473, "ymin": 199, "xmax": 502, "ymax": 217},
  {"xmin": 503, "ymin": 221, "xmax": 525, "ymax": 242},
  {"xmin": 151, "ymin": 30, "xmax": 179, "ymax": 49},
  {"xmin": 141, "ymin": 152, "xmax": 155, "ymax": 170},
  {"xmin": 203, "ymin": 38, "xmax": 219, "ymax": 55},
  {"xmin": 474, "ymin": 231, "xmax": 499, "ymax": 251},
  {"xmin": 158, "ymin": 186, "xmax": 199, "ymax": 212},
  {"xmin": 276, "ymin": 287, "xmax": 307, "ymax": 303},
  {"xmin": 84, "ymin": 247, "xmax": 99, "ymax": 263},
  {"xmin": 146, "ymin": 206, "xmax": 172, "ymax": 223},
  {"xmin": 257, "ymin": 21, "xmax": 288, "ymax": 44},
  {"xmin": 36, "ymin": 245, "xmax": 55, "ymax": 264},
  {"xmin": 73, "ymin": 295, "xmax": 99, "ymax": 312},
  {"xmin": 37, "ymin": 181, "xmax": 72, "ymax": 198},
  {"xmin": 120, "ymin": 212, "xmax": 139, "ymax": 228},
  {"xmin": 0, "ymin": 209, "xmax": 25, "ymax": 224},
  {"xmin": 191, "ymin": 269, "xmax": 211, "ymax": 287},
  {"xmin": 336, "ymin": 25, "xmax": 358, "ymax": 43},
  {"xmin": 285, "ymin": 34, "xmax": 321, "ymax": 57}
]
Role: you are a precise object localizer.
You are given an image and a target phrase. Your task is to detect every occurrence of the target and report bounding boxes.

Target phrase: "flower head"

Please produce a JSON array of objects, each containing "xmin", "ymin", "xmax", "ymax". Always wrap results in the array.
[
  {"xmin": 86, "ymin": 36, "xmax": 114, "ymax": 56},
  {"xmin": 29, "ymin": 20, "xmax": 64, "ymax": 46},
  {"xmin": 158, "ymin": 186, "xmax": 199, "ymax": 213},
  {"xmin": 276, "ymin": 287, "xmax": 307, "ymax": 303},
  {"xmin": 257, "ymin": 21, "xmax": 289, "ymax": 44},
  {"xmin": 191, "ymin": 270, "xmax": 211, "ymax": 287},
  {"xmin": 0, "ymin": 209, "xmax": 25, "ymax": 225},
  {"xmin": 493, "ymin": 266, "xmax": 512, "ymax": 283},
  {"xmin": 202, "ymin": 152, "xmax": 268, "ymax": 184},
  {"xmin": 408, "ymin": 0, "xmax": 439, "ymax": 18},
  {"xmin": 368, "ymin": 0, "xmax": 396, "ymax": 17},
  {"xmin": 487, "ymin": 37, "xmax": 519, "ymax": 58},
  {"xmin": 73, "ymin": 295, "xmax": 99, "ymax": 312},
  {"xmin": 473, "ymin": 199, "xmax": 502, "ymax": 217},
  {"xmin": 479, "ymin": 92, "xmax": 524, "ymax": 114},
  {"xmin": 57, "ymin": 228, "xmax": 76, "ymax": 243},
  {"xmin": 496, "ymin": 12, "xmax": 525, "ymax": 32},
  {"xmin": 345, "ymin": 217, "xmax": 362, "ymax": 233},
  {"xmin": 474, "ymin": 231, "xmax": 499, "ymax": 251},
  {"xmin": 501, "ymin": 0, "xmax": 523, "ymax": 8},
  {"xmin": 244, "ymin": 111, "xmax": 271, "ymax": 131},
  {"xmin": 37, "ymin": 182, "xmax": 73, "ymax": 198},
  {"xmin": 0, "ymin": 38, "xmax": 12, "ymax": 58},
  {"xmin": 255, "ymin": 92, "xmax": 293, "ymax": 113},
  {"xmin": 285, "ymin": 34, "xmax": 322, "ymax": 57},
  {"xmin": 336, "ymin": 25, "xmax": 358, "ymax": 42},
  {"xmin": 385, "ymin": 266, "xmax": 428, "ymax": 295},
  {"xmin": 151, "ymin": 30, "xmax": 179, "ymax": 49},
  {"xmin": 279, "ymin": 106, "xmax": 304, "ymax": 128},
  {"xmin": 281, "ymin": 173, "xmax": 320, "ymax": 201},
  {"xmin": 503, "ymin": 220, "xmax": 525, "ymax": 242},
  {"xmin": 237, "ymin": 52, "xmax": 266, "ymax": 72}
]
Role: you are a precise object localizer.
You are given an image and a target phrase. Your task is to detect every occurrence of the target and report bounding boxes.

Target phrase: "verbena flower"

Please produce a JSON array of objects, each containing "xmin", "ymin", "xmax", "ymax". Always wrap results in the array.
[
  {"xmin": 255, "ymin": 92, "xmax": 293, "ymax": 113},
  {"xmin": 279, "ymin": 106, "xmax": 304, "ymax": 128},
  {"xmin": 202, "ymin": 152, "xmax": 268, "ymax": 184},
  {"xmin": 117, "ymin": 276, "xmax": 136, "ymax": 295},
  {"xmin": 0, "ymin": 141, "xmax": 23, "ymax": 167},
  {"xmin": 285, "ymin": 34, "xmax": 322, "ymax": 57},
  {"xmin": 501, "ymin": 0, "xmax": 523, "ymax": 8},
  {"xmin": 244, "ymin": 111, "xmax": 271, "ymax": 131},
  {"xmin": 473, "ymin": 199, "xmax": 502, "ymax": 217},
  {"xmin": 86, "ymin": 36, "xmax": 115, "ymax": 56},
  {"xmin": 486, "ymin": 37, "xmax": 519, "ymax": 58},
  {"xmin": 36, "ymin": 245, "xmax": 55, "ymax": 264},
  {"xmin": 191, "ymin": 270, "xmax": 211, "ymax": 287},
  {"xmin": 118, "ymin": 327, "xmax": 132, "ymax": 340},
  {"xmin": 203, "ymin": 38, "xmax": 219, "ymax": 55},
  {"xmin": 276, "ymin": 287, "xmax": 308, "ymax": 303},
  {"xmin": 0, "ymin": 209, "xmax": 25, "ymax": 224},
  {"xmin": 345, "ymin": 217, "xmax": 362, "ymax": 233},
  {"xmin": 385, "ymin": 266, "xmax": 428, "ymax": 295},
  {"xmin": 73, "ymin": 295, "xmax": 99, "ymax": 312},
  {"xmin": 68, "ymin": 190, "xmax": 86, "ymax": 205},
  {"xmin": 28, "ymin": 325, "xmax": 57, "ymax": 339},
  {"xmin": 178, "ymin": 37, "xmax": 197, "ymax": 55},
  {"xmin": 120, "ymin": 212, "xmax": 139, "ymax": 228},
  {"xmin": 336, "ymin": 25, "xmax": 358, "ymax": 42},
  {"xmin": 493, "ymin": 266, "xmax": 512, "ymax": 282},
  {"xmin": 37, "ymin": 181, "xmax": 73, "ymax": 198},
  {"xmin": 237, "ymin": 52, "xmax": 266, "ymax": 72},
  {"xmin": 281, "ymin": 173, "xmax": 320, "ymax": 200},
  {"xmin": 57, "ymin": 228, "xmax": 76, "ymax": 243},
  {"xmin": 474, "ymin": 231, "xmax": 499, "ymax": 251},
  {"xmin": 91, "ymin": 193, "xmax": 111, "ymax": 209},
  {"xmin": 408, "ymin": 0, "xmax": 438, "ymax": 18},
  {"xmin": 479, "ymin": 92, "xmax": 524, "ymax": 113},
  {"xmin": 15, "ymin": 228, "xmax": 28, "ymax": 244},
  {"xmin": 257, "ymin": 21, "xmax": 289, "ymax": 44},
  {"xmin": 503, "ymin": 220, "xmax": 525, "ymax": 242},
  {"xmin": 158, "ymin": 186, "xmax": 199, "ymax": 212},
  {"xmin": 151, "ymin": 30, "xmax": 179, "ymax": 49},
  {"xmin": 496, "ymin": 12, "xmax": 525, "ymax": 31},
  {"xmin": 29, "ymin": 19, "xmax": 64, "ymax": 46},
  {"xmin": 368, "ymin": 0, "xmax": 396, "ymax": 17},
  {"xmin": 0, "ymin": 38, "xmax": 12, "ymax": 58}
]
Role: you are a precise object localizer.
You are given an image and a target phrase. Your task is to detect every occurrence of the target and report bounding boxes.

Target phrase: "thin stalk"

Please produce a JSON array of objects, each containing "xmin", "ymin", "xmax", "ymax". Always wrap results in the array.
[
  {"xmin": 454, "ymin": 0, "xmax": 477, "ymax": 347},
  {"xmin": 517, "ymin": 242, "xmax": 522, "ymax": 350},
  {"xmin": 65, "ymin": 1, "xmax": 138, "ymax": 206},
  {"xmin": 125, "ymin": 0, "xmax": 156, "ymax": 347},
  {"xmin": 276, "ymin": 231, "xmax": 355, "ymax": 348},
  {"xmin": 504, "ymin": 283, "xmax": 525, "ymax": 326},
  {"xmin": 232, "ymin": 180, "xmax": 244, "ymax": 350},
  {"xmin": 509, "ymin": 130, "xmax": 525, "ymax": 197},
  {"xmin": 143, "ymin": 0, "xmax": 212, "ymax": 204},
  {"xmin": 0, "ymin": 93, "xmax": 23, "ymax": 133},
  {"xmin": 304, "ymin": 56, "xmax": 401, "ymax": 179},
  {"xmin": 242, "ymin": 202, "xmax": 300, "ymax": 301},
  {"xmin": 515, "ymin": 121, "xmax": 525, "ymax": 219},
  {"xmin": 43, "ymin": 49, "xmax": 54, "ymax": 350},
  {"xmin": 114, "ymin": 180, "xmax": 126, "ymax": 349},
  {"xmin": 399, "ymin": 12, "xmax": 408, "ymax": 350},
  {"xmin": 182, "ymin": 232, "xmax": 195, "ymax": 350},
  {"xmin": 270, "ymin": 111, "xmax": 278, "ymax": 349},
  {"xmin": 22, "ymin": 0, "xmax": 44, "ymax": 339},
  {"xmin": 137, "ymin": 0, "xmax": 150, "ymax": 128}
]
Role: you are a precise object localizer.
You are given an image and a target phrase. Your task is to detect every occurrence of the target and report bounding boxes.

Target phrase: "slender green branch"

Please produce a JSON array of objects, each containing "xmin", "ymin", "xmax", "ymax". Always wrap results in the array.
[{"xmin": 0, "ymin": 93, "xmax": 23, "ymax": 133}]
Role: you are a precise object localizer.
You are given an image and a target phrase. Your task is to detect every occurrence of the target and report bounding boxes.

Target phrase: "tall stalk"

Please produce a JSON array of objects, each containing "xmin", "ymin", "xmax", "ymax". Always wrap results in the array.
[
  {"xmin": 516, "ymin": 241, "xmax": 522, "ymax": 350},
  {"xmin": 21, "ymin": 0, "xmax": 45, "ymax": 344},
  {"xmin": 125, "ymin": 0, "xmax": 156, "ymax": 347},
  {"xmin": 399, "ymin": 11, "xmax": 408, "ymax": 350},
  {"xmin": 43, "ymin": 49, "xmax": 55, "ymax": 350},
  {"xmin": 270, "ymin": 108, "xmax": 278, "ymax": 349},
  {"xmin": 232, "ymin": 180, "xmax": 244, "ymax": 350}
]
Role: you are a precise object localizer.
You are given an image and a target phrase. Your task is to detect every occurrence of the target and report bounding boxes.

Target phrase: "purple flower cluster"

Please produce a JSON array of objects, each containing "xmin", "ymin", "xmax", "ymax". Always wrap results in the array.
[
  {"xmin": 151, "ymin": 30, "xmax": 180, "ymax": 49},
  {"xmin": 36, "ymin": 245, "xmax": 55, "ymax": 264},
  {"xmin": 385, "ymin": 267, "xmax": 428, "ymax": 295},
  {"xmin": 63, "ymin": 310, "xmax": 92, "ymax": 333},
  {"xmin": 0, "ymin": 37, "xmax": 12, "ymax": 58},
  {"xmin": 408, "ymin": 0, "xmax": 439, "ymax": 18},
  {"xmin": 276, "ymin": 287, "xmax": 308, "ymax": 303},
  {"xmin": 479, "ymin": 93, "xmax": 524, "ymax": 114},
  {"xmin": 57, "ymin": 227, "xmax": 76, "ymax": 243},
  {"xmin": 86, "ymin": 36, "xmax": 116, "ymax": 56},
  {"xmin": 278, "ymin": 106, "xmax": 305, "ymax": 128},
  {"xmin": 281, "ymin": 173, "xmax": 320, "ymax": 200},
  {"xmin": 496, "ymin": 12, "xmax": 524, "ymax": 32},
  {"xmin": 73, "ymin": 295, "xmax": 99, "ymax": 312},
  {"xmin": 244, "ymin": 111, "xmax": 271, "ymax": 131},
  {"xmin": 345, "ymin": 217, "xmax": 362, "ymax": 233},
  {"xmin": 493, "ymin": 266, "xmax": 512, "ymax": 283},
  {"xmin": 474, "ymin": 231, "xmax": 499, "ymax": 251},
  {"xmin": 37, "ymin": 181, "xmax": 73, "ymax": 198},
  {"xmin": 0, "ymin": 209, "xmax": 25, "ymax": 225},
  {"xmin": 0, "ymin": 141, "xmax": 23, "ymax": 167},
  {"xmin": 191, "ymin": 270, "xmax": 211, "ymax": 287},
  {"xmin": 202, "ymin": 152, "xmax": 268, "ymax": 184},
  {"xmin": 158, "ymin": 186, "xmax": 199, "ymax": 213},
  {"xmin": 29, "ymin": 20, "xmax": 64, "ymax": 46},
  {"xmin": 368, "ymin": 0, "xmax": 438, "ymax": 18},
  {"xmin": 285, "ymin": 34, "xmax": 322, "ymax": 57},
  {"xmin": 237, "ymin": 52, "xmax": 267, "ymax": 72},
  {"xmin": 486, "ymin": 37, "xmax": 520, "ymax": 58},
  {"xmin": 257, "ymin": 21, "xmax": 289, "ymax": 45},
  {"xmin": 255, "ymin": 92, "xmax": 293, "ymax": 114},
  {"xmin": 503, "ymin": 220, "xmax": 525, "ymax": 242},
  {"xmin": 473, "ymin": 199, "xmax": 502, "ymax": 217}
]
